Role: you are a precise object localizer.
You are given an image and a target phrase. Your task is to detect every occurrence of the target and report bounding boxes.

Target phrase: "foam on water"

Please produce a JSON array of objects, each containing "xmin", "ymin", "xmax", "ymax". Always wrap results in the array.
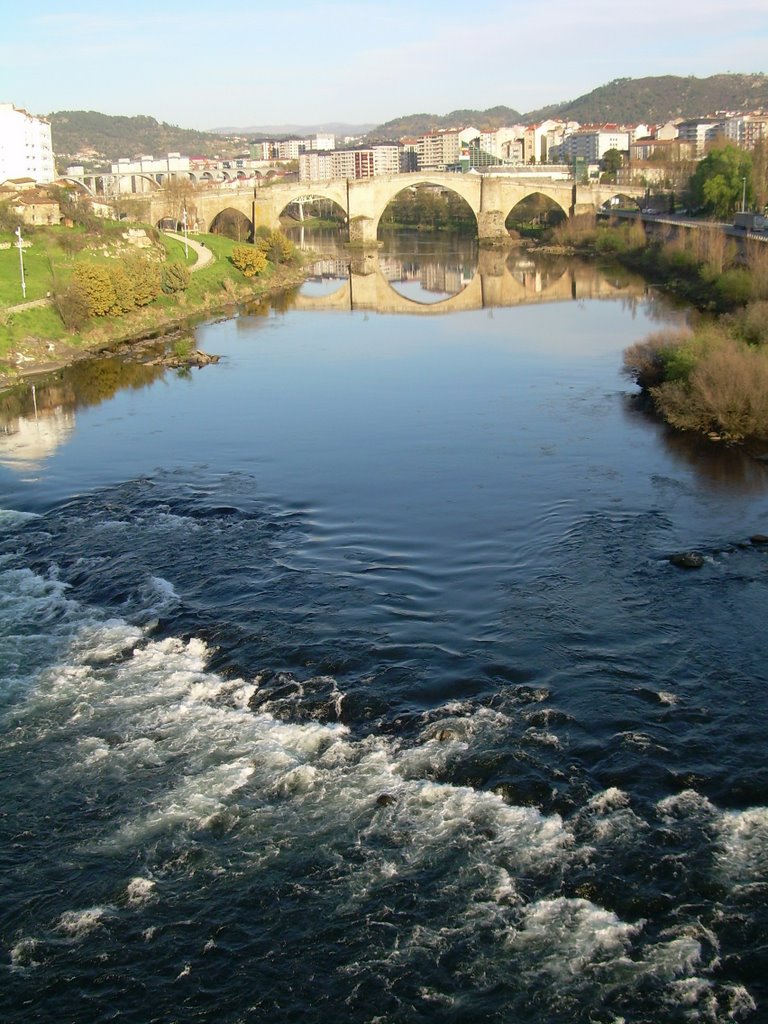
[{"xmin": 0, "ymin": 560, "xmax": 763, "ymax": 1021}]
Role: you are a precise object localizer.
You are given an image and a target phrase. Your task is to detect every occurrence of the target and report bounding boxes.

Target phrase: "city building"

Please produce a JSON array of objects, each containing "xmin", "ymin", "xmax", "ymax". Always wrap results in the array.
[
  {"xmin": 724, "ymin": 113, "xmax": 768, "ymax": 149},
  {"xmin": 676, "ymin": 118, "xmax": 724, "ymax": 157},
  {"xmin": 0, "ymin": 103, "xmax": 55, "ymax": 184},
  {"xmin": 553, "ymin": 124, "xmax": 630, "ymax": 165}
]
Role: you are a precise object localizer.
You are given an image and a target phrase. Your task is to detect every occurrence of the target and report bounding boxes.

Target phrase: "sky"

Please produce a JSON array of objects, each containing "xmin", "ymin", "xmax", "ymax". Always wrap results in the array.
[{"xmin": 2, "ymin": 0, "xmax": 767, "ymax": 131}]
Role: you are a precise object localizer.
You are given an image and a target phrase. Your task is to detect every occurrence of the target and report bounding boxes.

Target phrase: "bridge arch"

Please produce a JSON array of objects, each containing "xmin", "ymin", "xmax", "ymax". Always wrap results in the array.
[
  {"xmin": 599, "ymin": 192, "xmax": 643, "ymax": 211},
  {"xmin": 271, "ymin": 183, "xmax": 349, "ymax": 221},
  {"xmin": 55, "ymin": 177, "xmax": 96, "ymax": 197},
  {"xmin": 209, "ymin": 206, "xmax": 254, "ymax": 242},
  {"xmin": 503, "ymin": 189, "xmax": 570, "ymax": 230},
  {"xmin": 377, "ymin": 181, "xmax": 477, "ymax": 237},
  {"xmin": 367, "ymin": 174, "xmax": 481, "ymax": 238}
]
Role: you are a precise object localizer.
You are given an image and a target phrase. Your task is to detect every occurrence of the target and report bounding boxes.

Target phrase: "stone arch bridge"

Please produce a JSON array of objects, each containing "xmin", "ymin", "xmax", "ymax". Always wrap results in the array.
[{"xmin": 147, "ymin": 172, "xmax": 646, "ymax": 244}]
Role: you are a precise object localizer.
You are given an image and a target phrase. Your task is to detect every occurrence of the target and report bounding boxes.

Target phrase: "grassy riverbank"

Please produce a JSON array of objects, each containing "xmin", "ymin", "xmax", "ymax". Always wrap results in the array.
[
  {"xmin": 0, "ymin": 225, "xmax": 308, "ymax": 393},
  {"xmin": 548, "ymin": 216, "xmax": 768, "ymax": 441}
]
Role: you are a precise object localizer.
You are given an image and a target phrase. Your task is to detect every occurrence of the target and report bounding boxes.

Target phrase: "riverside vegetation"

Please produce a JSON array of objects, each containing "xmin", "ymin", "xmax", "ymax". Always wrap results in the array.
[
  {"xmin": 548, "ymin": 214, "xmax": 768, "ymax": 442},
  {"xmin": 0, "ymin": 198, "xmax": 304, "ymax": 391}
]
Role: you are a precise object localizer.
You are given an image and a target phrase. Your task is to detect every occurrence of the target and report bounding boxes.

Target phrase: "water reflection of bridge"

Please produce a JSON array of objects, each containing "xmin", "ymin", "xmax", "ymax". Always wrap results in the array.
[{"xmin": 294, "ymin": 249, "xmax": 644, "ymax": 315}]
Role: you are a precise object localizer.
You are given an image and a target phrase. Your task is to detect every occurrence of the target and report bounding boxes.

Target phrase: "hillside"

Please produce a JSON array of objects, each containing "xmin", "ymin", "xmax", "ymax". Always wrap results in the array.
[
  {"xmin": 368, "ymin": 74, "xmax": 768, "ymax": 138},
  {"xmin": 367, "ymin": 105, "xmax": 523, "ymax": 141},
  {"xmin": 523, "ymin": 74, "xmax": 768, "ymax": 125},
  {"xmin": 49, "ymin": 111, "xmax": 239, "ymax": 165}
]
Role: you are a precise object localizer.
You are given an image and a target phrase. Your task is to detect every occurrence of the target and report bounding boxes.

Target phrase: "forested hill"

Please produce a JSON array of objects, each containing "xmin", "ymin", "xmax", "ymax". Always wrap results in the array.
[
  {"xmin": 367, "ymin": 106, "xmax": 522, "ymax": 140},
  {"xmin": 523, "ymin": 74, "xmax": 768, "ymax": 125},
  {"xmin": 49, "ymin": 111, "xmax": 235, "ymax": 162},
  {"xmin": 369, "ymin": 74, "xmax": 768, "ymax": 138}
]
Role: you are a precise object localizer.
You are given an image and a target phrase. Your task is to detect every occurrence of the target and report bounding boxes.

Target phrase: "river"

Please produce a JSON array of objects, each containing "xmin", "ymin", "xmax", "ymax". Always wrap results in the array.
[{"xmin": 1, "ymin": 232, "xmax": 767, "ymax": 1023}]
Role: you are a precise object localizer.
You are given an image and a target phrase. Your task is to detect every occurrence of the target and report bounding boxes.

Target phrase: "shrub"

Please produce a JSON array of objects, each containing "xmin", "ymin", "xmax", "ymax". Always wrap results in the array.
[
  {"xmin": 255, "ymin": 230, "xmax": 296, "ymax": 265},
  {"xmin": 124, "ymin": 255, "xmax": 161, "ymax": 306},
  {"xmin": 52, "ymin": 282, "xmax": 90, "ymax": 330},
  {"xmin": 108, "ymin": 264, "xmax": 136, "ymax": 314},
  {"xmin": 653, "ymin": 336, "xmax": 768, "ymax": 439},
  {"xmin": 71, "ymin": 263, "xmax": 117, "ymax": 317},
  {"xmin": 161, "ymin": 261, "xmax": 191, "ymax": 294},
  {"xmin": 730, "ymin": 301, "xmax": 768, "ymax": 346},
  {"xmin": 622, "ymin": 329, "xmax": 692, "ymax": 390},
  {"xmin": 745, "ymin": 241, "xmax": 768, "ymax": 301},
  {"xmin": 231, "ymin": 244, "xmax": 268, "ymax": 278},
  {"xmin": 715, "ymin": 269, "xmax": 753, "ymax": 308}
]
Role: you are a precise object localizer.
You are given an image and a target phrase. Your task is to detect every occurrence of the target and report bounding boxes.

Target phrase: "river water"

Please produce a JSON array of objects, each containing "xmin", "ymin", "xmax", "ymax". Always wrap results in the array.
[{"xmin": 1, "ymin": 234, "xmax": 767, "ymax": 1023}]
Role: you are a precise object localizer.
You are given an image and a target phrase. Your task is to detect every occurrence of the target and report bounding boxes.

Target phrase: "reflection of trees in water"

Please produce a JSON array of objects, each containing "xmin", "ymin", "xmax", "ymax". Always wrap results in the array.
[
  {"xmin": 0, "ymin": 354, "xmax": 170, "ymax": 430},
  {"xmin": 621, "ymin": 394, "xmax": 768, "ymax": 494}
]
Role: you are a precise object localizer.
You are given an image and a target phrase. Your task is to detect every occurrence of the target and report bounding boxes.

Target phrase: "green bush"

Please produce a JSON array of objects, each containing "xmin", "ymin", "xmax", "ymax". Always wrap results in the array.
[
  {"xmin": 715, "ymin": 269, "xmax": 754, "ymax": 308},
  {"xmin": 71, "ymin": 263, "xmax": 118, "ymax": 317},
  {"xmin": 622, "ymin": 329, "xmax": 692, "ymax": 389},
  {"xmin": 231, "ymin": 244, "xmax": 268, "ymax": 278},
  {"xmin": 125, "ymin": 255, "xmax": 161, "ymax": 306},
  {"xmin": 652, "ymin": 335, "xmax": 768, "ymax": 439},
  {"xmin": 109, "ymin": 264, "xmax": 135, "ymax": 314},
  {"xmin": 53, "ymin": 282, "xmax": 90, "ymax": 330},
  {"xmin": 255, "ymin": 230, "xmax": 296, "ymax": 265},
  {"xmin": 161, "ymin": 261, "xmax": 191, "ymax": 294}
]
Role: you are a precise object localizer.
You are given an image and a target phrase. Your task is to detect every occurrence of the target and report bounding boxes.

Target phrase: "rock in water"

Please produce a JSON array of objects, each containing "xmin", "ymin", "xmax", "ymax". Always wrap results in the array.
[{"xmin": 669, "ymin": 551, "xmax": 705, "ymax": 569}]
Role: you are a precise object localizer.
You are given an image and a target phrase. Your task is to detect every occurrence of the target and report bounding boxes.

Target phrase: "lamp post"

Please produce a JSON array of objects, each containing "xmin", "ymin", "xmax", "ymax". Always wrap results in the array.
[
  {"xmin": 15, "ymin": 226, "xmax": 26, "ymax": 300},
  {"xmin": 182, "ymin": 205, "xmax": 189, "ymax": 260},
  {"xmin": 742, "ymin": 176, "xmax": 747, "ymax": 213}
]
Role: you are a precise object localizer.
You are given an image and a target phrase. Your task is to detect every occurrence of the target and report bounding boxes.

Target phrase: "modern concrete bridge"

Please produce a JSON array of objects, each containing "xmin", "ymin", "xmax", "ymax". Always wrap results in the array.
[
  {"xmin": 145, "ymin": 172, "xmax": 646, "ymax": 244},
  {"xmin": 291, "ymin": 249, "xmax": 644, "ymax": 316}
]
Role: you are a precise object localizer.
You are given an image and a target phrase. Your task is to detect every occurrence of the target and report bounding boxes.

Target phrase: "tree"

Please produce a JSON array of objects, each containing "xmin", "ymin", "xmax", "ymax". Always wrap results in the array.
[
  {"xmin": 751, "ymin": 139, "xmax": 768, "ymax": 213},
  {"xmin": 600, "ymin": 148, "xmax": 623, "ymax": 183},
  {"xmin": 161, "ymin": 261, "xmax": 191, "ymax": 294},
  {"xmin": 689, "ymin": 145, "xmax": 754, "ymax": 218},
  {"xmin": 124, "ymin": 255, "xmax": 161, "ymax": 306},
  {"xmin": 71, "ymin": 263, "xmax": 117, "ymax": 316}
]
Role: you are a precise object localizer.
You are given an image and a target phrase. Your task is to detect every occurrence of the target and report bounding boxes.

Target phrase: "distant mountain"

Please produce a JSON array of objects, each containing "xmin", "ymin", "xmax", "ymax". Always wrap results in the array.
[
  {"xmin": 368, "ymin": 106, "xmax": 522, "ymax": 140},
  {"xmin": 49, "ymin": 111, "xmax": 241, "ymax": 164},
  {"xmin": 210, "ymin": 122, "xmax": 375, "ymax": 137},
  {"xmin": 522, "ymin": 74, "xmax": 768, "ymax": 125}
]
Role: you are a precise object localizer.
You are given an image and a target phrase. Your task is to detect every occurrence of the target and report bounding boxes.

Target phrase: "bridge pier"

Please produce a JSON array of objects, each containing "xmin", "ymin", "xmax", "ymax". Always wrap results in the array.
[
  {"xmin": 252, "ymin": 198, "xmax": 281, "ymax": 234},
  {"xmin": 348, "ymin": 216, "xmax": 378, "ymax": 246},
  {"xmin": 476, "ymin": 210, "xmax": 509, "ymax": 243}
]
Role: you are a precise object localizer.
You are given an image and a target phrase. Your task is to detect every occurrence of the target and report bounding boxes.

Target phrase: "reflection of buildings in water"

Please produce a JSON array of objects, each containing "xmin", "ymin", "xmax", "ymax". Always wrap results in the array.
[
  {"xmin": 307, "ymin": 256, "xmax": 350, "ymax": 280},
  {"xmin": 508, "ymin": 257, "xmax": 567, "ymax": 293},
  {"xmin": 0, "ymin": 407, "xmax": 76, "ymax": 471},
  {"xmin": 378, "ymin": 256, "xmax": 472, "ymax": 295}
]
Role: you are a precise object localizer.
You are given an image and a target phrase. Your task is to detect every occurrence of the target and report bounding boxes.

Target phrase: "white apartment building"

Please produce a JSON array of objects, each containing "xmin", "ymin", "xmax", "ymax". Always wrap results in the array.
[
  {"xmin": 554, "ymin": 125, "xmax": 630, "ymax": 164},
  {"xmin": 0, "ymin": 103, "xmax": 55, "ymax": 183},
  {"xmin": 724, "ymin": 113, "xmax": 768, "ymax": 149},
  {"xmin": 676, "ymin": 119, "xmax": 724, "ymax": 157},
  {"xmin": 299, "ymin": 145, "xmax": 402, "ymax": 182}
]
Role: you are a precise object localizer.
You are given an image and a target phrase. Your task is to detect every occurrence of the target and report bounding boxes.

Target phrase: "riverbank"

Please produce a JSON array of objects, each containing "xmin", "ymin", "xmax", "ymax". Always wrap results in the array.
[
  {"xmin": 0, "ymin": 228, "xmax": 310, "ymax": 394},
  {"xmin": 541, "ymin": 217, "xmax": 768, "ymax": 441}
]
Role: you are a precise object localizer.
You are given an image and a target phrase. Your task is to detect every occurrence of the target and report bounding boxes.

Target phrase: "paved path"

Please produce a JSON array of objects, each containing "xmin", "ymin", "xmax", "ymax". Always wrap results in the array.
[
  {"xmin": 163, "ymin": 232, "xmax": 215, "ymax": 271},
  {"xmin": 4, "ymin": 295, "xmax": 51, "ymax": 313}
]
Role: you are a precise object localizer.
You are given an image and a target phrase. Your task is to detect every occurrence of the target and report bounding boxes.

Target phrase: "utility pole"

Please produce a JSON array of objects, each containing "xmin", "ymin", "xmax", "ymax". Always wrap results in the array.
[{"xmin": 15, "ymin": 226, "xmax": 26, "ymax": 300}]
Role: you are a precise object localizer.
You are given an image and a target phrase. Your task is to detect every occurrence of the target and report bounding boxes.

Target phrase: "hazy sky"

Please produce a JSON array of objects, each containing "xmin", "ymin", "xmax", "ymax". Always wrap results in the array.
[{"xmin": 2, "ymin": 0, "xmax": 766, "ymax": 130}]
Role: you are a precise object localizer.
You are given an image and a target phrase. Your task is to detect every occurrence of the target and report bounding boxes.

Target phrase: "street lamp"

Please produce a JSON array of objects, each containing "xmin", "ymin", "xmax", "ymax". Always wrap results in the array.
[
  {"xmin": 15, "ymin": 226, "xmax": 26, "ymax": 300},
  {"xmin": 742, "ymin": 176, "xmax": 747, "ymax": 213},
  {"xmin": 182, "ymin": 204, "xmax": 189, "ymax": 260}
]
